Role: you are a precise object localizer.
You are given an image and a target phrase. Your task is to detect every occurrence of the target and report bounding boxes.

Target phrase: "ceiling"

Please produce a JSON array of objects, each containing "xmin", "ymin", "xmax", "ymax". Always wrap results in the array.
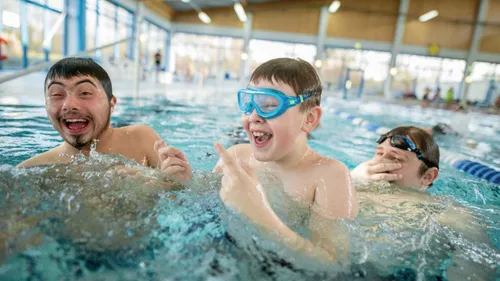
[{"xmin": 164, "ymin": 0, "xmax": 281, "ymax": 12}]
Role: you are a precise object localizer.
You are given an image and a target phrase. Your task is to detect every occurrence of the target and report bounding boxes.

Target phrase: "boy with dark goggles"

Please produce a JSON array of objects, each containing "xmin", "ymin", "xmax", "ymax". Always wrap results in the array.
[
  {"xmin": 237, "ymin": 87, "xmax": 312, "ymax": 119},
  {"xmin": 377, "ymin": 134, "xmax": 439, "ymax": 169}
]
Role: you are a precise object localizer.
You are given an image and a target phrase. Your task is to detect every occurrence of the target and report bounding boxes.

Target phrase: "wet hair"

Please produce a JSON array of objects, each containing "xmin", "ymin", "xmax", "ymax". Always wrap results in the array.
[
  {"xmin": 250, "ymin": 58, "xmax": 321, "ymax": 112},
  {"xmin": 44, "ymin": 57, "xmax": 113, "ymax": 101},
  {"xmin": 386, "ymin": 126, "xmax": 440, "ymax": 176},
  {"xmin": 431, "ymin": 123, "xmax": 459, "ymax": 136}
]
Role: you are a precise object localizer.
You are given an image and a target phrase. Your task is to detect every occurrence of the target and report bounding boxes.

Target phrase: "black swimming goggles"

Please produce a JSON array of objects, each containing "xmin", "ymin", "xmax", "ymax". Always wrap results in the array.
[{"xmin": 377, "ymin": 134, "xmax": 438, "ymax": 169}]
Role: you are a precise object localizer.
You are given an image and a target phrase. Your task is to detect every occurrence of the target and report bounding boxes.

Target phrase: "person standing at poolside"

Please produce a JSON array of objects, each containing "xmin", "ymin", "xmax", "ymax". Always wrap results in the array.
[
  {"xmin": 154, "ymin": 50, "xmax": 162, "ymax": 83},
  {"xmin": 17, "ymin": 57, "xmax": 166, "ymax": 169}
]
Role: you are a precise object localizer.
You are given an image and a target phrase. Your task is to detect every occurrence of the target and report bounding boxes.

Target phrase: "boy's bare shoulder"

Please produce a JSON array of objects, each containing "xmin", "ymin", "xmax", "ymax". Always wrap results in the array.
[
  {"xmin": 17, "ymin": 146, "xmax": 65, "ymax": 168},
  {"xmin": 311, "ymin": 155, "xmax": 349, "ymax": 177}
]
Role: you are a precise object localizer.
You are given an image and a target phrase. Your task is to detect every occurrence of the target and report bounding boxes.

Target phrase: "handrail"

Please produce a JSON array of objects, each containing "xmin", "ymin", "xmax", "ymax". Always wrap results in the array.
[
  {"xmin": 42, "ymin": 12, "xmax": 67, "ymax": 49},
  {"xmin": 0, "ymin": 37, "xmax": 133, "ymax": 84}
]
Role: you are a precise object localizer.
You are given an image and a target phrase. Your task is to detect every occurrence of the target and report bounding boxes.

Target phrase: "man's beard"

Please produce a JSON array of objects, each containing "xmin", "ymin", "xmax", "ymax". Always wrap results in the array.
[{"xmin": 66, "ymin": 108, "xmax": 112, "ymax": 150}]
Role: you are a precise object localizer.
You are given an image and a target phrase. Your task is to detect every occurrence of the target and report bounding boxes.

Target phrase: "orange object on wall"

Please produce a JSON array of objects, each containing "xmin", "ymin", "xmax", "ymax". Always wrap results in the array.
[{"xmin": 0, "ymin": 37, "xmax": 8, "ymax": 61}]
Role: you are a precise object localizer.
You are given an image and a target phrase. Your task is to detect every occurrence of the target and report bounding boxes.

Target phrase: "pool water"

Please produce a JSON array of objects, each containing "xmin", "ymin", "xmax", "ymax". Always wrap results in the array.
[{"xmin": 0, "ymin": 89, "xmax": 499, "ymax": 280}]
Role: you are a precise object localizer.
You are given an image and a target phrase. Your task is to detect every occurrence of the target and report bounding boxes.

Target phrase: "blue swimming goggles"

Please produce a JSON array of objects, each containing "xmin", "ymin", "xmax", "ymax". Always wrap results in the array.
[
  {"xmin": 377, "ymin": 134, "xmax": 438, "ymax": 169},
  {"xmin": 237, "ymin": 87, "xmax": 312, "ymax": 119}
]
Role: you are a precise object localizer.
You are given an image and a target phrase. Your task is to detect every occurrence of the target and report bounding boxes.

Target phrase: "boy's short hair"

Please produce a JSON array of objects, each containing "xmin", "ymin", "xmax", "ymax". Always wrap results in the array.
[
  {"xmin": 250, "ymin": 58, "xmax": 322, "ymax": 112},
  {"xmin": 386, "ymin": 126, "xmax": 440, "ymax": 176},
  {"xmin": 44, "ymin": 57, "xmax": 113, "ymax": 101}
]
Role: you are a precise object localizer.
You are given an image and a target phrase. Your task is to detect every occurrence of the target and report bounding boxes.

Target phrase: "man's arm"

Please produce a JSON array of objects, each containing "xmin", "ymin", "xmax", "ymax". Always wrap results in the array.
[
  {"xmin": 131, "ymin": 125, "xmax": 162, "ymax": 167},
  {"xmin": 17, "ymin": 147, "xmax": 65, "ymax": 168}
]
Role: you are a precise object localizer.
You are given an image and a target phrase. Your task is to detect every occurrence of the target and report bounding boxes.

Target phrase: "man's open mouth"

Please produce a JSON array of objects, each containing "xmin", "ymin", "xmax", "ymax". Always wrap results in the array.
[{"xmin": 63, "ymin": 118, "xmax": 90, "ymax": 134}]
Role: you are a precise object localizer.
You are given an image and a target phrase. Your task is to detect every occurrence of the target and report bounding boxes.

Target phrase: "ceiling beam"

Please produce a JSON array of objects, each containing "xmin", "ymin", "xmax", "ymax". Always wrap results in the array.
[{"xmin": 143, "ymin": 0, "xmax": 175, "ymax": 20}]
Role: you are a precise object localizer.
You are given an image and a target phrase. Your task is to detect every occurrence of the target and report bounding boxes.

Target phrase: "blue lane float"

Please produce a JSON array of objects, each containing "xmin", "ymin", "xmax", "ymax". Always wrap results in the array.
[{"xmin": 331, "ymin": 109, "xmax": 500, "ymax": 185}]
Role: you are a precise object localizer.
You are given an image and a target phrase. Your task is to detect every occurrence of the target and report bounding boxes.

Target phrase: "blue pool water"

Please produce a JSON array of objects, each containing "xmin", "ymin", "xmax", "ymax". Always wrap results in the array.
[{"xmin": 1, "ymin": 89, "xmax": 499, "ymax": 280}]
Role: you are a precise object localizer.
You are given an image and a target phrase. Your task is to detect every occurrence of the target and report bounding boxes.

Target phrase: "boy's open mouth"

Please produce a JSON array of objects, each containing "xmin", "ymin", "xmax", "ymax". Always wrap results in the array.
[
  {"xmin": 252, "ymin": 131, "xmax": 273, "ymax": 147},
  {"xmin": 63, "ymin": 118, "xmax": 90, "ymax": 134}
]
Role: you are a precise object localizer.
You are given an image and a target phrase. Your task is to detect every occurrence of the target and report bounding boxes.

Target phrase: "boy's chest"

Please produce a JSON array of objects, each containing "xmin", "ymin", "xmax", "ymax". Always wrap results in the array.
[{"xmin": 256, "ymin": 168, "xmax": 317, "ymax": 206}]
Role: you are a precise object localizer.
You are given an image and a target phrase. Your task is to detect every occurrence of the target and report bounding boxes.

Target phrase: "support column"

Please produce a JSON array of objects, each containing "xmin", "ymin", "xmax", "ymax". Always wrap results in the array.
[
  {"xmin": 43, "ymin": 8, "xmax": 50, "ymax": 61},
  {"xmin": 239, "ymin": 13, "xmax": 253, "ymax": 83},
  {"xmin": 383, "ymin": 0, "xmax": 408, "ymax": 100},
  {"xmin": 114, "ymin": 5, "xmax": 119, "ymax": 60},
  {"xmin": 20, "ymin": 0, "xmax": 29, "ymax": 68},
  {"xmin": 458, "ymin": 0, "xmax": 488, "ymax": 106},
  {"xmin": 64, "ymin": 0, "xmax": 86, "ymax": 57},
  {"xmin": 0, "ymin": 0, "xmax": 4, "ymax": 70},
  {"xmin": 133, "ymin": 0, "xmax": 144, "ymax": 102},
  {"xmin": 164, "ymin": 31, "xmax": 171, "ymax": 72},
  {"xmin": 315, "ymin": 6, "xmax": 329, "ymax": 63}
]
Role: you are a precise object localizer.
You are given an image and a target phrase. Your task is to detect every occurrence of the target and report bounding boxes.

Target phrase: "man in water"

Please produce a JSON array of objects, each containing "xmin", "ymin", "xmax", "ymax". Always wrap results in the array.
[
  {"xmin": 17, "ymin": 57, "xmax": 164, "ymax": 168},
  {"xmin": 350, "ymin": 126, "xmax": 496, "ymax": 280}
]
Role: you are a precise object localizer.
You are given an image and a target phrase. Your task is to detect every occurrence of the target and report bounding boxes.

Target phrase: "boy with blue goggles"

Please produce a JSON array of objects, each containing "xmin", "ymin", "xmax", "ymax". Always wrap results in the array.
[{"xmin": 237, "ymin": 87, "xmax": 313, "ymax": 119}]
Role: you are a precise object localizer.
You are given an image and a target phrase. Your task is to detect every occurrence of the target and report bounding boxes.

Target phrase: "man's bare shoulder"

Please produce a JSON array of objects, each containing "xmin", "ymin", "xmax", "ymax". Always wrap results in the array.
[
  {"xmin": 117, "ymin": 124, "xmax": 158, "ymax": 137},
  {"xmin": 17, "ymin": 145, "xmax": 66, "ymax": 168}
]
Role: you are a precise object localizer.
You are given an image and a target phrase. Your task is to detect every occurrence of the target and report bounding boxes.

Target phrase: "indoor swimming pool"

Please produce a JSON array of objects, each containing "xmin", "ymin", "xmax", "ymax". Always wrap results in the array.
[{"xmin": 0, "ymin": 89, "xmax": 499, "ymax": 280}]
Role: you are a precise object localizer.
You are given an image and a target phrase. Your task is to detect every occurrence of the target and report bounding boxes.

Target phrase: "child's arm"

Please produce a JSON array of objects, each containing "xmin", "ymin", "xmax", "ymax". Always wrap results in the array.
[
  {"xmin": 214, "ymin": 143, "xmax": 345, "ymax": 261},
  {"xmin": 308, "ymin": 161, "xmax": 359, "ymax": 260},
  {"xmin": 350, "ymin": 159, "xmax": 402, "ymax": 182}
]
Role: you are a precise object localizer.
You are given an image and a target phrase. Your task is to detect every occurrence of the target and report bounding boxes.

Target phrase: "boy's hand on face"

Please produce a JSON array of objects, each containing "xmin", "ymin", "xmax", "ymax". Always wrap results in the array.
[
  {"xmin": 155, "ymin": 140, "xmax": 193, "ymax": 182},
  {"xmin": 351, "ymin": 159, "xmax": 403, "ymax": 182},
  {"xmin": 215, "ymin": 143, "xmax": 281, "ymax": 229}
]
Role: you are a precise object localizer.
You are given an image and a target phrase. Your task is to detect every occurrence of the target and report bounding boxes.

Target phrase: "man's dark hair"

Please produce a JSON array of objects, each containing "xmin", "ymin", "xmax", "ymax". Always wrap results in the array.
[
  {"xmin": 250, "ymin": 58, "xmax": 322, "ymax": 112},
  {"xmin": 44, "ymin": 57, "xmax": 113, "ymax": 101},
  {"xmin": 386, "ymin": 126, "xmax": 440, "ymax": 176}
]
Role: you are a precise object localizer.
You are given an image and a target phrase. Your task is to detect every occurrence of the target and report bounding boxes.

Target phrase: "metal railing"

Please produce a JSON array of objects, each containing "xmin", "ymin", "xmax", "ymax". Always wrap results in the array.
[{"xmin": 0, "ymin": 37, "xmax": 133, "ymax": 84}]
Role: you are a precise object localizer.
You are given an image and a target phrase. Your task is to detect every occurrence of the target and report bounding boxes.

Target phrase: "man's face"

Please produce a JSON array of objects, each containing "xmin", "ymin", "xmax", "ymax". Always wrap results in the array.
[
  {"xmin": 373, "ymin": 138, "xmax": 427, "ymax": 188},
  {"xmin": 45, "ymin": 75, "xmax": 116, "ymax": 150}
]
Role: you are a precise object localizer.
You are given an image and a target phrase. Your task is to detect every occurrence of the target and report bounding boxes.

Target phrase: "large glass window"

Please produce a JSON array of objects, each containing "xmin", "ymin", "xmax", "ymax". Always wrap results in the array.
[
  {"xmin": 1, "ymin": 0, "xmax": 23, "ymax": 69},
  {"xmin": 321, "ymin": 48, "xmax": 391, "ymax": 95},
  {"xmin": 468, "ymin": 62, "xmax": 500, "ymax": 102},
  {"xmin": 98, "ymin": 1, "xmax": 116, "ymax": 59},
  {"xmin": 85, "ymin": 0, "xmax": 135, "ymax": 61},
  {"xmin": 47, "ymin": 0, "xmax": 64, "ymax": 11},
  {"xmin": 86, "ymin": 0, "xmax": 97, "ymax": 51},
  {"xmin": 172, "ymin": 33, "xmax": 243, "ymax": 81},
  {"xmin": 117, "ymin": 7, "xmax": 132, "ymax": 59},
  {"xmin": 248, "ymin": 40, "xmax": 316, "ymax": 74},
  {"xmin": 393, "ymin": 54, "xmax": 466, "ymax": 100},
  {"xmin": 46, "ymin": 9, "xmax": 64, "ymax": 61}
]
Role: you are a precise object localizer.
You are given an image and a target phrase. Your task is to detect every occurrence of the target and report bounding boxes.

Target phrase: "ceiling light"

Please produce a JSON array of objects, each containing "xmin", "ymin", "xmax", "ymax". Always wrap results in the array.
[
  {"xmin": 419, "ymin": 10, "xmax": 439, "ymax": 22},
  {"xmin": 234, "ymin": 3, "xmax": 247, "ymax": 22},
  {"xmin": 390, "ymin": 67, "xmax": 398, "ymax": 76},
  {"xmin": 198, "ymin": 12, "xmax": 211, "ymax": 24},
  {"xmin": 328, "ymin": 1, "xmax": 341, "ymax": 13},
  {"xmin": 181, "ymin": 0, "xmax": 190, "ymax": 3},
  {"xmin": 241, "ymin": 52, "xmax": 248, "ymax": 60},
  {"xmin": 314, "ymin": 59, "xmax": 323, "ymax": 68}
]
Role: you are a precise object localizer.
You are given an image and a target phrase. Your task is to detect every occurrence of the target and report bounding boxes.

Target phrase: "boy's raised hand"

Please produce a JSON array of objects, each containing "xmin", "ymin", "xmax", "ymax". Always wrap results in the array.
[
  {"xmin": 214, "ymin": 143, "xmax": 282, "ymax": 229},
  {"xmin": 350, "ymin": 159, "xmax": 403, "ymax": 182},
  {"xmin": 155, "ymin": 140, "xmax": 193, "ymax": 181}
]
